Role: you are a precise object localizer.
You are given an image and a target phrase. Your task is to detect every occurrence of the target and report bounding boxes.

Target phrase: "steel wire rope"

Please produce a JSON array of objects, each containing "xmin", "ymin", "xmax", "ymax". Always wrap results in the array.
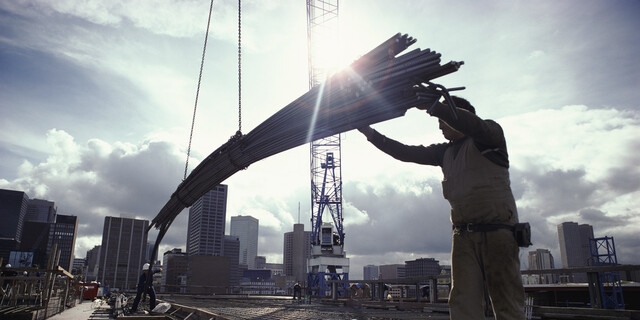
[
  {"xmin": 237, "ymin": 0, "xmax": 242, "ymax": 134},
  {"xmin": 148, "ymin": 0, "xmax": 214, "ymax": 298},
  {"xmin": 184, "ymin": 0, "xmax": 215, "ymax": 180}
]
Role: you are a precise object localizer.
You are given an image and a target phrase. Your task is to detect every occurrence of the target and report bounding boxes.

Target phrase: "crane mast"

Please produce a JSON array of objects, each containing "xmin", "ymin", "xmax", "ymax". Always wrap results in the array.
[{"xmin": 306, "ymin": 0, "xmax": 349, "ymax": 297}]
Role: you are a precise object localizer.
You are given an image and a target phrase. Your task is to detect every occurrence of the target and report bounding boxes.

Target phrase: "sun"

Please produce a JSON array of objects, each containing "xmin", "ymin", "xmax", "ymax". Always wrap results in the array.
[{"xmin": 308, "ymin": 27, "xmax": 355, "ymax": 78}]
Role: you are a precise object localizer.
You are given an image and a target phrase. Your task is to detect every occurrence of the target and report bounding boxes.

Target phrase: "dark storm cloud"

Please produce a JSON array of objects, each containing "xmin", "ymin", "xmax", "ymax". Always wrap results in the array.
[
  {"xmin": 0, "ymin": 129, "xmax": 188, "ymax": 256},
  {"xmin": 578, "ymin": 208, "xmax": 621, "ymax": 227},
  {"xmin": 514, "ymin": 168, "xmax": 598, "ymax": 216},
  {"xmin": 344, "ymin": 179, "xmax": 453, "ymax": 258}
]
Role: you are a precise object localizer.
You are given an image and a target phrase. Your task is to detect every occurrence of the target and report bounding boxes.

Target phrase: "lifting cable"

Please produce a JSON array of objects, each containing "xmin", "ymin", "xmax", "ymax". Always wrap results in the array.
[
  {"xmin": 184, "ymin": 0, "xmax": 215, "ymax": 180},
  {"xmin": 184, "ymin": 0, "xmax": 243, "ymax": 180},
  {"xmin": 237, "ymin": 0, "xmax": 242, "ymax": 134}
]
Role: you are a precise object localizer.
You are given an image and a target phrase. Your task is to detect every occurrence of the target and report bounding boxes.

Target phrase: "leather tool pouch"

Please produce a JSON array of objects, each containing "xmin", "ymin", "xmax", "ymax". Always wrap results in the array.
[{"xmin": 514, "ymin": 222, "xmax": 532, "ymax": 247}]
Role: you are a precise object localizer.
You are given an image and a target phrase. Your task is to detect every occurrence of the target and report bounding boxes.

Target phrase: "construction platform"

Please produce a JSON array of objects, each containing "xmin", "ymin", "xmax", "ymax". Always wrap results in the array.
[{"xmin": 5, "ymin": 294, "xmax": 640, "ymax": 320}]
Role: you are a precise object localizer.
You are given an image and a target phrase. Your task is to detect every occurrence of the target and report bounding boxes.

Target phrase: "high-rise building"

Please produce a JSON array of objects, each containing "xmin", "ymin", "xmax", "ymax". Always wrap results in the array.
[
  {"xmin": 283, "ymin": 223, "xmax": 312, "ymax": 282},
  {"xmin": 405, "ymin": 258, "xmax": 440, "ymax": 278},
  {"xmin": 86, "ymin": 245, "xmax": 101, "ymax": 282},
  {"xmin": 528, "ymin": 248, "xmax": 556, "ymax": 284},
  {"xmin": 72, "ymin": 257, "xmax": 86, "ymax": 275},
  {"xmin": 17, "ymin": 198, "xmax": 57, "ymax": 268},
  {"xmin": 379, "ymin": 264, "xmax": 405, "ymax": 279},
  {"xmin": 255, "ymin": 256, "xmax": 266, "ymax": 269},
  {"xmin": 19, "ymin": 221, "xmax": 51, "ymax": 268},
  {"xmin": 558, "ymin": 222, "xmax": 594, "ymax": 282},
  {"xmin": 0, "ymin": 189, "xmax": 29, "ymax": 262},
  {"xmin": 146, "ymin": 242, "xmax": 155, "ymax": 262},
  {"xmin": 187, "ymin": 185, "xmax": 228, "ymax": 256},
  {"xmin": 52, "ymin": 214, "xmax": 78, "ymax": 271},
  {"xmin": 162, "ymin": 248, "xmax": 188, "ymax": 293},
  {"xmin": 558, "ymin": 222, "xmax": 594, "ymax": 267},
  {"xmin": 98, "ymin": 216, "xmax": 149, "ymax": 291},
  {"xmin": 223, "ymin": 235, "xmax": 241, "ymax": 287},
  {"xmin": 25, "ymin": 199, "xmax": 56, "ymax": 223},
  {"xmin": 230, "ymin": 215, "xmax": 259, "ymax": 269},
  {"xmin": 363, "ymin": 265, "xmax": 379, "ymax": 280}
]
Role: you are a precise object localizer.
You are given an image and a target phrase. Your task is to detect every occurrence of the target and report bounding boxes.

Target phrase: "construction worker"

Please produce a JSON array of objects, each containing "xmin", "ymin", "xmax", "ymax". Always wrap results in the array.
[
  {"xmin": 293, "ymin": 282, "xmax": 302, "ymax": 300},
  {"xmin": 2, "ymin": 264, "xmax": 17, "ymax": 296},
  {"xmin": 358, "ymin": 96, "xmax": 525, "ymax": 319},
  {"xmin": 130, "ymin": 263, "xmax": 161, "ymax": 313}
]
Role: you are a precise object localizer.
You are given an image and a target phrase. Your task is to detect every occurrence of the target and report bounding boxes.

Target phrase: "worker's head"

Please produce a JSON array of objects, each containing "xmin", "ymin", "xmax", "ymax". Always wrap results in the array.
[
  {"xmin": 142, "ymin": 263, "xmax": 150, "ymax": 271},
  {"xmin": 445, "ymin": 96, "xmax": 475, "ymax": 114},
  {"xmin": 5, "ymin": 264, "xmax": 10, "ymax": 268},
  {"xmin": 438, "ymin": 96, "xmax": 473, "ymax": 141},
  {"xmin": 439, "ymin": 119, "xmax": 464, "ymax": 141}
]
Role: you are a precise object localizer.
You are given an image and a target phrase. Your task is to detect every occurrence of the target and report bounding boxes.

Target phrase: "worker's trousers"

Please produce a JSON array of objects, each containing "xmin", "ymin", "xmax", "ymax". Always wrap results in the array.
[
  {"xmin": 449, "ymin": 228, "xmax": 525, "ymax": 320},
  {"xmin": 131, "ymin": 285, "xmax": 156, "ymax": 312}
]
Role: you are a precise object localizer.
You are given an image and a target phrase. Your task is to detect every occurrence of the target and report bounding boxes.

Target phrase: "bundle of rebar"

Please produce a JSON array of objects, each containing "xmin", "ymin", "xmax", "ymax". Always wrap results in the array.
[{"xmin": 148, "ymin": 33, "xmax": 463, "ymax": 249}]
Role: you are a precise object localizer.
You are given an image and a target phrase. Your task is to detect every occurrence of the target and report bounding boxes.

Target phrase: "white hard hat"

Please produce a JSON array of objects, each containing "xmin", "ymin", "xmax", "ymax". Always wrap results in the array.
[
  {"xmin": 5, "ymin": 264, "xmax": 10, "ymax": 268},
  {"xmin": 143, "ymin": 263, "xmax": 150, "ymax": 270}
]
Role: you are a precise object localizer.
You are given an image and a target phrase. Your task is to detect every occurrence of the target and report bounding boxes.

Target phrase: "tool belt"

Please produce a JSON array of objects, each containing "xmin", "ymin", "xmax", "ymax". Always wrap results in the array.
[{"xmin": 453, "ymin": 222, "xmax": 532, "ymax": 247}]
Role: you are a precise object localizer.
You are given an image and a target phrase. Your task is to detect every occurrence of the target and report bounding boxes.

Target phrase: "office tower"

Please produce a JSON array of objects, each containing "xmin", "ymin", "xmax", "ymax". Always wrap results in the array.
[
  {"xmin": 187, "ymin": 185, "xmax": 228, "ymax": 256},
  {"xmin": 255, "ymin": 256, "xmax": 266, "ymax": 269},
  {"xmin": 363, "ymin": 265, "xmax": 379, "ymax": 281},
  {"xmin": 528, "ymin": 248, "xmax": 556, "ymax": 284},
  {"xmin": 52, "ymin": 214, "xmax": 78, "ymax": 271},
  {"xmin": 146, "ymin": 242, "xmax": 154, "ymax": 262},
  {"xmin": 16, "ymin": 198, "xmax": 57, "ymax": 268},
  {"xmin": 19, "ymin": 221, "xmax": 51, "ymax": 268},
  {"xmin": 283, "ymin": 223, "xmax": 312, "ymax": 282},
  {"xmin": 223, "ymin": 235, "xmax": 241, "ymax": 287},
  {"xmin": 72, "ymin": 257, "xmax": 86, "ymax": 275},
  {"xmin": 162, "ymin": 248, "xmax": 188, "ymax": 293},
  {"xmin": 98, "ymin": 216, "xmax": 149, "ymax": 291},
  {"xmin": 0, "ymin": 189, "xmax": 29, "ymax": 263},
  {"xmin": 230, "ymin": 215, "xmax": 259, "ymax": 269},
  {"xmin": 25, "ymin": 199, "xmax": 57, "ymax": 223},
  {"xmin": 558, "ymin": 222, "xmax": 594, "ymax": 268},
  {"xmin": 19, "ymin": 198, "xmax": 61, "ymax": 268},
  {"xmin": 405, "ymin": 258, "xmax": 441, "ymax": 278},
  {"xmin": 558, "ymin": 222, "xmax": 594, "ymax": 282},
  {"xmin": 379, "ymin": 264, "xmax": 406, "ymax": 279},
  {"xmin": 86, "ymin": 245, "xmax": 101, "ymax": 282}
]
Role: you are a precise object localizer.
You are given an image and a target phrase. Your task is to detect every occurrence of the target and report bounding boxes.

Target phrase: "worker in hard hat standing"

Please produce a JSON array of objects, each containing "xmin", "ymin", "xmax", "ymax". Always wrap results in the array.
[
  {"xmin": 130, "ymin": 263, "xmax": 161, "ymax": 313},
  {"xmin": 358, "ymin": 96, "xmax": 525, "ymax": 319}
]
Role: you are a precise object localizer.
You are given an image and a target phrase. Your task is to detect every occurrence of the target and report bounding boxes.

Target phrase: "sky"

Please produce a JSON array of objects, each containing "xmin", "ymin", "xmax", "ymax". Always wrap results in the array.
[{"xmin": 1, "ymin": 0, "xmax": 639, "ymax": 280}]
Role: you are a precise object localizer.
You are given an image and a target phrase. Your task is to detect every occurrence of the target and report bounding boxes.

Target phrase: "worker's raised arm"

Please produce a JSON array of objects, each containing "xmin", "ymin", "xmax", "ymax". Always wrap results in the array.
[
  {"xmin": 428, "ymin": 102, "xmax": 505, "ymax": 147},
  {"xmin": 357, "ymin": 126, "xmax": 446, "ymax": 166}
]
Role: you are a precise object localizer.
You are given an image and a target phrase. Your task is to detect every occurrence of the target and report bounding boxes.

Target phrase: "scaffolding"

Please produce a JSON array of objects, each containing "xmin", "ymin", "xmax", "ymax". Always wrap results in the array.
[{"xmin": 588, "ymin": 236, "xmax": 625, "ymax": 309}]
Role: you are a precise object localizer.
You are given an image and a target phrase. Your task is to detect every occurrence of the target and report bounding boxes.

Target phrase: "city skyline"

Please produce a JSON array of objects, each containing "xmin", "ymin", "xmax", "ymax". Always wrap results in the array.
[
  {"xmin": 1, "ymin": 1, "xmax": 639, "ymax": 280},
  {"xmin": 0, "ymin": 186, "xmax": 633, "ymax": 281}
]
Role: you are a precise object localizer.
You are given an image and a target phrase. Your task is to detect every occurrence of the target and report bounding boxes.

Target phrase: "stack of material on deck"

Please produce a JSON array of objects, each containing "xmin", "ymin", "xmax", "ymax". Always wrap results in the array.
[{"xmin": 149, "ymin": 33, "xmax": 463, "ymax": 240}]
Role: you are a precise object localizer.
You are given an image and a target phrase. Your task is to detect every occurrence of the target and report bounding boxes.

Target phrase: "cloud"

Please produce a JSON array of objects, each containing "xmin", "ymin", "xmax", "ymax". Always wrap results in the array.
[{"xmin": 0, "ymin": 128, "xmax": 187, "ymax": 257}]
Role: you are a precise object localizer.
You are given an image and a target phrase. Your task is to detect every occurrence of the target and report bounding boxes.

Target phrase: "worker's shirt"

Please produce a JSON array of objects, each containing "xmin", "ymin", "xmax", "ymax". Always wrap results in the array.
[
  {"xmin": 137, "ymin": 270, "xmax": 160, "ymax": 288},
  {"xmin": 364, "ymin": 103, "xmax": 518, "ymax": 225}
]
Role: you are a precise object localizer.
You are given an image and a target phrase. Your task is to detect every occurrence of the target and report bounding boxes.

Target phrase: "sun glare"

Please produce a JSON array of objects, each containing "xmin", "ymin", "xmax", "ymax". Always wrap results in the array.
[{"xmin": 310, "ymin": 30, "xmax": 355, "ymax": 78}]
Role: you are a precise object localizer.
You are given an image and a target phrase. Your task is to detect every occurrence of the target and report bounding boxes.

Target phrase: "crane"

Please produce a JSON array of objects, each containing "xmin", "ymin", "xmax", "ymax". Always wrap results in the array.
[{"xmin": 305, "ymin": 0, "xmax": 349, "ymax": 297}]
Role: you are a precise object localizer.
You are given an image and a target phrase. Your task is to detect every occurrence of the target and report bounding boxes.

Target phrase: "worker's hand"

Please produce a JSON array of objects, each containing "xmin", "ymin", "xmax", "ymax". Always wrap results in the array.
[{"xmin": 357, "ymin": 126, "xmax": 374, "ymax": 137}]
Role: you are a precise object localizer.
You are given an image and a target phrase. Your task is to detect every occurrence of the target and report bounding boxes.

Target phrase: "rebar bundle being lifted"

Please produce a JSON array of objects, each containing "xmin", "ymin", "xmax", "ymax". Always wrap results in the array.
[{"xmin": 147, "ymin": 33, "xmax": 464, "ymax": 256}]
